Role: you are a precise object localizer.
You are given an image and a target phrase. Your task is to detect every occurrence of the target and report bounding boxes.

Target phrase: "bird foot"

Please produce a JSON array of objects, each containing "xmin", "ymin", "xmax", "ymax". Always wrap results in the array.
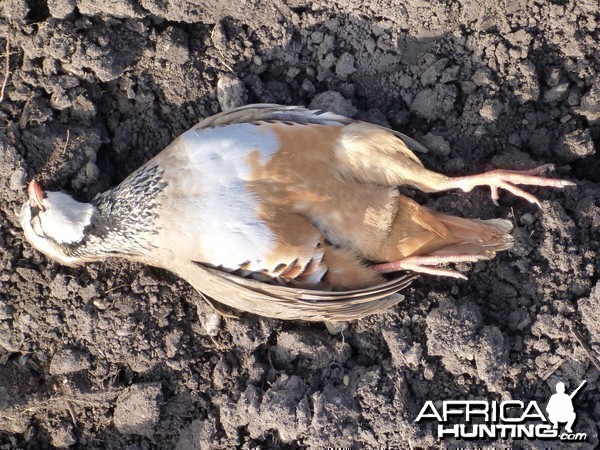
[
  {"xmin": 372, "ymin": 254, "xmax": 484, "ymax": 280},
  {"xmin": 447, "ymin": 164, "xmax": 575, "ymax": 207}
]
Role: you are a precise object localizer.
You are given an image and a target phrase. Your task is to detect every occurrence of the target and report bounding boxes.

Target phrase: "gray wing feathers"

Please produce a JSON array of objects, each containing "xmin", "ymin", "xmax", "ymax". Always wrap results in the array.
[
  {"xmin": 194, "ymin": 103, "xmax": 352, "ymax": 127},
  {"xmin": 177, "ymin": 261, "xmax": 417, "ymax": 322}
]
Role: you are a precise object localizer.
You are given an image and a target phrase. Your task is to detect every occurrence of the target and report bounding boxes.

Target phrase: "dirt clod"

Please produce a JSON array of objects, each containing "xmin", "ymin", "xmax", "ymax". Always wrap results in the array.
[
  {"xmin": 49, "ymin": 348, "xmax": 91, "ymax": 375},
  {"xmin": 113, "ymin": 383, "xmax": 162, "ymax": 438}
]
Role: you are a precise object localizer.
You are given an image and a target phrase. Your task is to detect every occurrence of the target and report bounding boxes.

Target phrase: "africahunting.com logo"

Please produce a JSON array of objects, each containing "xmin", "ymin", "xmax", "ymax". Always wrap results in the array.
[{"xmin": 415, "ymin": 380, "xmax": 587, "ymax": 442}]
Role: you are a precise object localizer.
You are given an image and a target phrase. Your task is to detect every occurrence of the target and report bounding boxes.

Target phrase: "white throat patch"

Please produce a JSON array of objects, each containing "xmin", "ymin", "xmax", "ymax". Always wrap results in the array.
[{"xmin": 38, "ymin": 191, "xmax": 94, "ymax": 244}]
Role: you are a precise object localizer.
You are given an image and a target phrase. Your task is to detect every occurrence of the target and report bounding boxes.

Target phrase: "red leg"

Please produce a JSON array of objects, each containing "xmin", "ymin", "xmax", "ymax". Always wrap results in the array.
[
  {"xmin": 443, "ymin": 164, "xmax": 575, "ymax": 207},
  {"xmin": 372, "ymin": 254, "xmax": 486, "ymax": 280}
]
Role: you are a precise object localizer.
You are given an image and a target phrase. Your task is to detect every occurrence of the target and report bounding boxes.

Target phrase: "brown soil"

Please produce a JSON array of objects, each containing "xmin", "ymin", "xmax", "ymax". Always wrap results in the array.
[{"xmin": 0, "ymin": 0, "xmax": 599, "ymax": 448}]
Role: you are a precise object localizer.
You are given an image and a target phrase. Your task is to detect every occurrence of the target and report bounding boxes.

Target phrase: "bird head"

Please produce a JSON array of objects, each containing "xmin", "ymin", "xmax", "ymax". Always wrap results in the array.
[{"xmin": 20, "ymin": 180, "xmax": 96, "ymax": 267}]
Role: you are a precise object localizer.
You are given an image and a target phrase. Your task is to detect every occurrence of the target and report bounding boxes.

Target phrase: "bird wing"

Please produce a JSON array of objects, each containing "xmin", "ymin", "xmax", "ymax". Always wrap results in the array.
[
  {"xmin": 193, "ymin": 103, "xmax": 430, "ymax": 155},
  {"xmin": 175, "ymin": 260, "xmax": 418, "ymax": 321},
  {"xmin": 195, "ymin": 104, "xmax": 443, "ymax": 191}
]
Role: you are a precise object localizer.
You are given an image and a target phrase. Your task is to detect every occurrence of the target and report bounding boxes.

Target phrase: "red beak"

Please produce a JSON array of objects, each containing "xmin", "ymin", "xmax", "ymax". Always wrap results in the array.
[{"xmin": 28, "ymin": 180, "xmax": 45, "ymax": 211}]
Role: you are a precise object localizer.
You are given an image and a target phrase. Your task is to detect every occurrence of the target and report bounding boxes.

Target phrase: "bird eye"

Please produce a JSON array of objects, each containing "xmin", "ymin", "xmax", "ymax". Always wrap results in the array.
[{"xmin": 31, "ymin": 215, "xmax": 44, "ymax": 237}]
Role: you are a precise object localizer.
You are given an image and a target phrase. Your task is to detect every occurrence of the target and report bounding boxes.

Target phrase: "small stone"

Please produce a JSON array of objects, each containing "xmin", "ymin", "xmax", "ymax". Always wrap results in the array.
[
  {"xmin": 252, "ymin": 55, "xmax": 263, "ymax": 67},
  {"xmin": 49, "ymin": 348, "xmax": 91, "ymax": 375},
  {"xmin": 113, "ymin": 383, "xmax": 162, "ymax": 438},
  {"xmin": 97, "ymin": 35, "xmax": 109, "ymax": 47},
  {"xmin": 50, "ymin": 90, "xmax": 72, "ymax": 110},
  {"xmin": 217, "ymin": 74, "xmax": 246, "ymax": 111},
  {"xmin": 93, "ymin": 298, "xmax": 110, "ymax": 310},
  {"xmin": 203, "ymin": 312, "xmax": 222, "ymax": 337},
  {"xmin": 424, "ymin": 365, "xmax": 435, "ymax": 380},
  {"xmin": 324, "ymin": 320, "xmax": 348, "ymax": 335},
  {"xmin": 519, "ymin": 213, "xmax": 536, "ymax": 226},
  {"xmin": 560, "ymin": 114, "xmax": 572, "ymax": 124}
]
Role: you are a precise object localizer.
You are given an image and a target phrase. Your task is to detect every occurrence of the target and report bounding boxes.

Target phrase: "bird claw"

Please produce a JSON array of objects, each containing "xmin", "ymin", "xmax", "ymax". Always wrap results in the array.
[
  {"xmin": 449, "ymin": 164, "xmax": 575, "ymax": 207},
  {"xmin": 491, "ymin": 186, "xmax": 500, "ymax": 206}
]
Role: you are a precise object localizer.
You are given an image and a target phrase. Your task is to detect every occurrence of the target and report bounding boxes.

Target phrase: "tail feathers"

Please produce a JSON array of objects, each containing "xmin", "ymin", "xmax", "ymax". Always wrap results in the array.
[
  {"xmin": 429, "ymin": 215, "xmax": 514, "ymax": 257},
  {"xmin": 375, "ymin": 195, "xmax": 515, "ymax": 262}
]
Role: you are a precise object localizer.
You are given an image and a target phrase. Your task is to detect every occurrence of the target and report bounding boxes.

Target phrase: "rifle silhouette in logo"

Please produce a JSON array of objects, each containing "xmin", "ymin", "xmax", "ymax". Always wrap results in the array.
[{"xmin": 546, "ymin": 380, "xmax": 586, "ymax": 433}]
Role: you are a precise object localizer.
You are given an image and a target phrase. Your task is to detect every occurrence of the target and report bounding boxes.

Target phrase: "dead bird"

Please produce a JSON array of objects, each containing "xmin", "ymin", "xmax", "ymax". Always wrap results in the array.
[{"xmin": 20, "ymin": 104, "xmax": 575, "ymax": 321}]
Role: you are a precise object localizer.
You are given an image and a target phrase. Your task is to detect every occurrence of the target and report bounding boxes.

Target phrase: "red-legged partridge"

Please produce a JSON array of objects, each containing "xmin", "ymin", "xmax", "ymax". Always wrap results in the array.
[{"xmin": 20, "ymin": 104, "xmax": 575, "ymax": 321}]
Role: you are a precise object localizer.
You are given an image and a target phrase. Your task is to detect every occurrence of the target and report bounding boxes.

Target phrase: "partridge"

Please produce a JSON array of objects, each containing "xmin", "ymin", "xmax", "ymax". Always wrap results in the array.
[{"xmin": 20, "ymin": 104, "xmax": 574, "ymax": 321}]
